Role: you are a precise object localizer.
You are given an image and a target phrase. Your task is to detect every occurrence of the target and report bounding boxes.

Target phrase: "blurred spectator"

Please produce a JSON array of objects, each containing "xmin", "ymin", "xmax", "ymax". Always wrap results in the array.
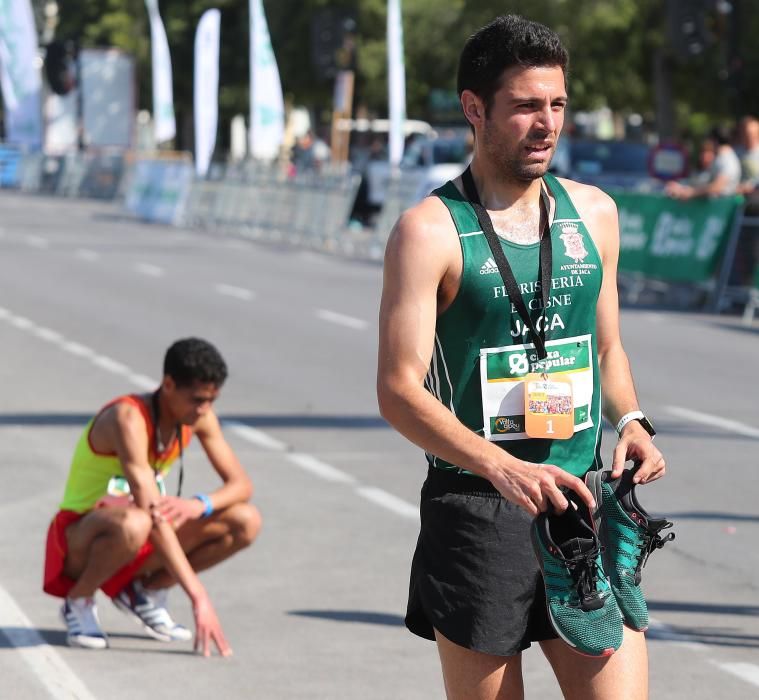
[
  {"xmin": 666, "ymin": 126, "xmax": 741, "ymax": 200},
  {"xmin": 736, "ymin": 116, "xmax": 759, "ymax": 195},
  {"xmin": 290, "ymin": 130, "xmax": 330, "ymax": 174},
  {"xmin": 349, "ymin": 137, "xmax": 387, "ymax": 227}
]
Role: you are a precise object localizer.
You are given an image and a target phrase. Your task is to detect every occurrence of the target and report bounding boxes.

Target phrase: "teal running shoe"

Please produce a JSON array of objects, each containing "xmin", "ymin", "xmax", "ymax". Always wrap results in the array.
[
  {"xmin": 531, "ymin": 488, "xmax": 623, "ymax": 657},
  {"xmin": 586, "ymin": 468, "xmax": 675, "ymax": 631}
]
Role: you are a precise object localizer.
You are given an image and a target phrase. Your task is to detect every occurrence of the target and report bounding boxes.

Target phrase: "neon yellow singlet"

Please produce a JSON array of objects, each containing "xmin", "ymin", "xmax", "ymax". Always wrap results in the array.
[{"xmin": 59, "ymin": 394, "xmax": 193, "ymax": 513}]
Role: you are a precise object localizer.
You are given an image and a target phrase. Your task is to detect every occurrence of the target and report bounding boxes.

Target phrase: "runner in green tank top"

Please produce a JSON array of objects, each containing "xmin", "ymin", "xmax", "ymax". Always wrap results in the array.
[{"xmin": 377, "ymin": 14, "xmax": 667, "ymax": 700}]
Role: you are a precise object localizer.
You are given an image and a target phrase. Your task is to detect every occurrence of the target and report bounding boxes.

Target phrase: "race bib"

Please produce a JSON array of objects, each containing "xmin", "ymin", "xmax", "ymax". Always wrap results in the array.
[
  {"xmin": 480, "ymin": 334, "xmax": 595, "ymax": 442},
  {"xmin": 524, "ymin": 373, "xmax": 574, "ymax": 439},
  {"xmin": 106, "ymin": 473, "xmax": 167, "ymax": 497}
]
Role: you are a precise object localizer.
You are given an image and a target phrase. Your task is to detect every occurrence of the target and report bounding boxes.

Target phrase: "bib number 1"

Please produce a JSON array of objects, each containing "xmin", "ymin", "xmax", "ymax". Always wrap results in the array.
[{"xmin": 524, "ymin": 373, "xmax": 574, "ymax": 440}]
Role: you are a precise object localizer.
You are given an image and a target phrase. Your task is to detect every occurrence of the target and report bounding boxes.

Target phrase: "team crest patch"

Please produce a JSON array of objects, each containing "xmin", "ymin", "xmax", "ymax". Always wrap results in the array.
[{"xmin": 559, "ymin": 223, "xmax": 588, "ymax": 263}]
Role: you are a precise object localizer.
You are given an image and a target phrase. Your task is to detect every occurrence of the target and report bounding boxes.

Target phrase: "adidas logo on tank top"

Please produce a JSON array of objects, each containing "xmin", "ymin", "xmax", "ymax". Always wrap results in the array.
[{"xmin": 479, "ymin": 257, "xmax": 499, "ymax": 275}]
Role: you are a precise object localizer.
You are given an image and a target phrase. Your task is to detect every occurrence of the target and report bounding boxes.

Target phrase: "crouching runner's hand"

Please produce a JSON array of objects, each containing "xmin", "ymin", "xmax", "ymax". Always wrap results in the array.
[
  {"xmin": 193, "ymin": 590, "xmax": 232, "ymax": 658},
  {"xmin": 151, "ymin": 495, "xmax": 206, "ymax": 529}
]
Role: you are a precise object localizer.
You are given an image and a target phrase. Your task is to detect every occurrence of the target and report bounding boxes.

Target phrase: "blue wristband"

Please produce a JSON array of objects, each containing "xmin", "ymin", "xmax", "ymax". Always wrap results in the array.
[{"xmin": 193, "ymin": 493, "xmax": 213, "ymax": 518}]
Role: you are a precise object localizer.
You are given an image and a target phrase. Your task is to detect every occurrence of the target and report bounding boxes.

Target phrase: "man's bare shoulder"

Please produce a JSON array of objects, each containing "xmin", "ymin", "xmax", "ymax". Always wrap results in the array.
[
  {"xmin": 90, "ymin": 399, "xmax": 147, "ymax": 452},
  {"xmin": 555, "ymin": 177, "xmax": 618, "ymax": 222},
  {"xmin": 387, "ymin": 194, "xmax": 459, "ymax": 251}
]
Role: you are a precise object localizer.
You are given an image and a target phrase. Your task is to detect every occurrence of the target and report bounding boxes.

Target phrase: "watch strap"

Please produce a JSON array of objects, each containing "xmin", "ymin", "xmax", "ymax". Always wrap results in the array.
[{"xmin": 616, "ymin": 410, "xmax": 646, "ymax": 436}]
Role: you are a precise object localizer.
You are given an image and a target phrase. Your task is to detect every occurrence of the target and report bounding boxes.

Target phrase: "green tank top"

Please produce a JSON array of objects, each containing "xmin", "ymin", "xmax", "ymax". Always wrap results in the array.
[{"xmin": 427, "ymin": 173, "xmax": 604, "ymax": 477}]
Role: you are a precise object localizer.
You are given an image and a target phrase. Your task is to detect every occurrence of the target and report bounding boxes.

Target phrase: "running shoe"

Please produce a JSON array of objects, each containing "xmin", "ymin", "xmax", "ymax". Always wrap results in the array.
[
  {"xmin": 60, "ymin": 597, "xmax": 109, "ymax": 649},
  {"xmin": 113, "ymin": 580, "xmax": 192, "ymax": 642},
  {"xmin": 586, "ymin": 468, "xmax": 676, "ymax": 631},
  {"xmin": 531, "ymin": 490, "xmax": 623, "ymax": 657}
]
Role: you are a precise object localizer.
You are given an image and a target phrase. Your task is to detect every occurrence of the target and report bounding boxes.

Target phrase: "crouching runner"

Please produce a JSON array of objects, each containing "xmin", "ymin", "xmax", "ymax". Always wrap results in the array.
[{"xmin": 43, "ymin": 337, "xmax": 261, "ymax": 656}]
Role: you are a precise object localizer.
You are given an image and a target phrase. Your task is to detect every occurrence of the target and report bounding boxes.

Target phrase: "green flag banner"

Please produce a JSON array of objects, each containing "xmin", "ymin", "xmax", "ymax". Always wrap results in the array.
[{"xmin": 611, "ymin": 192, "xmax": 743, "ymax": 283}]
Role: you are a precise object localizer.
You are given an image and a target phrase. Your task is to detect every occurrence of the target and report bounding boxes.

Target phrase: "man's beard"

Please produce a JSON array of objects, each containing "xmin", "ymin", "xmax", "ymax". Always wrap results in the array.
[{"xmin": 482, "ymin": 119, "xmax": 554, "ymax": 182}]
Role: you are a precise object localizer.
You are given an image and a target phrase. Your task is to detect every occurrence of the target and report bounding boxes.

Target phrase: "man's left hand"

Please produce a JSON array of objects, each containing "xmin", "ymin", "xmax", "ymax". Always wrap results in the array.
[
  {"xmin": 151, "ymin": 496, "xmax": 205, "ymax": 529},
  {"xmin": 610, "ymin": 423, "xmax": 666, "ymax": 484}
]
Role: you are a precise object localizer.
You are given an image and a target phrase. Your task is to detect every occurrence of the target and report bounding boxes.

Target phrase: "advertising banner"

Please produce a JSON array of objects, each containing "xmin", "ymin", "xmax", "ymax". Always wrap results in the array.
[
  {"xmin": 194, "ymin": 9, "xmax": 220, "ymax": 177},
  {"xmin": 249, "ymin": 0, "xmax": 284, "ymax": 160},
  {"xmin": 81, "ymin": 49, "xmax": 136, "ymax": 148},
  {"xmin": 613, "ymin": 192, "xmax": 743, "ymax": 283},
  {"xmin": 0, "ymin": 0, "xmax": 43, "ymax": 147},
  {"xmin": 387, "ymin": 0, "xmax": 406, "ymax": 167},
  {"xmin": 124, "ymin": 158, "xmax": 193, "ymax": 224},
  {"xmin": 144, "ymin": 0, "xmax": 176, "ymax": 143}
]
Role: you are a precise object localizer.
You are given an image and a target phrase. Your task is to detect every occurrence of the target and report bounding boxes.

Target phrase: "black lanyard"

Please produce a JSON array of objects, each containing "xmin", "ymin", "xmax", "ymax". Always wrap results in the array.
[
  {"xmin": 461, "ymin": 166, "xmax": 552, "ymax": 361},
  {"xmin": 151, "ymin": 390, "xmax": 184, "ymax": 496}
]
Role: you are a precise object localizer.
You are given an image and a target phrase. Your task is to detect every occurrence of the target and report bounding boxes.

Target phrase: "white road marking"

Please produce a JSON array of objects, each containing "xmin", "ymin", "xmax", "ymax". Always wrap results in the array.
[
  {"xmin": 227, "ymin": 422, "xmax": 287, "ymax": 451},
  {"xmin": 715, "ymin": 662, "xmax": 759, "ymax": 689},
  {"xmin": 75, "ymin": 248, "xmax": 99, "ymax": 262},
  {"xmin": 26, "ymin": 235, "xmax": 48, "ymax": 248},
  {"xmin": 0, "ymin": 306, "xmax": 9, "ymax": 319},
  {"xmin": 0, "ymin": 584, "xmax": 98, "ymax": 700},
  {"xmin": 135, "ymin": 262, "xmax": 164, "ymax": 277},
  {"xmin": 61, "ymin": 341, "xmax": 94, "ymax": 358},
  {"xmin": 650, "ymin": 618, "xmax": 759, "ymax": 688},
  {"xmin": 10, "ymin": 315, "xmax": 33, "ymax": 330},
  {"xmin": 316, "ymin": 308, "xmax": 368, "ymax": 330},
  {"xmin": 128, "ymin": 373, "xmax": 158, "ymax": 391},
  {"xmin": 666, "ymin": 405, "xmax": 759, "ymax": 440},
  {"xmin": 286, "ymin": 452, "xmax": 356, "ymax": 483},
  {"xmin": 215, "ymin": 283, "xmax": 255, "ymax": 301},
  {"xmin": 355, "ymin": 486, "xmax": 418, "ymax": 520},
  {"xmin": 92, "ymin": 355, "xmax": 129, "ymax": 374},
  {"xmin": 32, "ymin": 326, "xmax": 63, "ymax": 343}
]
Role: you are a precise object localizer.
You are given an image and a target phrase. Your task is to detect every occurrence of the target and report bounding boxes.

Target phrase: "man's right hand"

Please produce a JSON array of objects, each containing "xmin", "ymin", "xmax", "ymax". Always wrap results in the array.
[
  {"xmin": 192, "ymin": 590, "xmax": 232, "ymax": 657},
  {"xmin": 488, "ymin": 461, "xmax": 596, "ymax": 517}
]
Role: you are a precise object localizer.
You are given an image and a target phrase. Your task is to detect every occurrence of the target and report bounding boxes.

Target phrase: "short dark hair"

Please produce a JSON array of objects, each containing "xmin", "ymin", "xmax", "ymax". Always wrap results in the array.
[
  {"xmin": 457, "ymin": 15, "xmax": 568, "ymax": 117},
  {"xmin": 163, "ymin": 338, "xmax": 228, "ymax": 388}
]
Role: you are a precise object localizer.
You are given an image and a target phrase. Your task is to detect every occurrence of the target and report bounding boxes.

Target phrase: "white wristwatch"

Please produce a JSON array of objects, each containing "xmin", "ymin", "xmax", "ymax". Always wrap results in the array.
[{"xmin": 615, "ymin": 411, "xmax": 656, "ymax": 438}]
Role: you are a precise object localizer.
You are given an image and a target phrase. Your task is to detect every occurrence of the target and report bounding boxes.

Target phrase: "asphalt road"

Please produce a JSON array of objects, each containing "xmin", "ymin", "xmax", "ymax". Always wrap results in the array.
[{"xmin": 0, "ymin": 191, "xmax": 757, "ymax": 700}]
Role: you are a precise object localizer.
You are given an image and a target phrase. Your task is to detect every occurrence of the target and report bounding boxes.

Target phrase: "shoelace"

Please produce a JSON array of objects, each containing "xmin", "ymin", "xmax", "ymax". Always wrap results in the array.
[
  {"xmin": 565, "ymin": 551, "xmax": 606, "ymax": 609},
  {"xmin": 634, "ymin": 521, "xmax": 675, "ymax": 582}
]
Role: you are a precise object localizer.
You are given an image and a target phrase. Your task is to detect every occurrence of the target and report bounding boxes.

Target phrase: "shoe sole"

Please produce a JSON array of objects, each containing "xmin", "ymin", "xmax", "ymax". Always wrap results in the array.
[
  {"xmin": 112, "ymin": 596, "xmax": 174, "ymax": 642},
  {"xmin": 530, "ymin": 521, "xmax": 616, "ymax": 658},
  {"xmin": 594, "ymin": 473, "xmax": 651, "ymax": 632}
]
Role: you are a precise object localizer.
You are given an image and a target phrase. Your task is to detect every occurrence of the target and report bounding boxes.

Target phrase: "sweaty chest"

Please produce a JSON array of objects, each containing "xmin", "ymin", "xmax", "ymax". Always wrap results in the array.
[{"xmin": 442, "ymin": 218, "xmax": 603, "ymax": 346}]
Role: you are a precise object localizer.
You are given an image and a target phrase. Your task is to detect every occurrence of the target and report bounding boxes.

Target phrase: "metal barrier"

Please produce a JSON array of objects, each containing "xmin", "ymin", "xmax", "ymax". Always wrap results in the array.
[
  {"xmin": 178, "ymin": 165, "xmax": 364, "ymax": 257},
  {"xmin": 12, "ymin": 150, "xmax": 127, "ymax": 200}
]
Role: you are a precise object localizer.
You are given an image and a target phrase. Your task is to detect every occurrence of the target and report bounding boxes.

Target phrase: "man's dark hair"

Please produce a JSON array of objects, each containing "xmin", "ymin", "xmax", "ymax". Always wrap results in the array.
[
  {"xmin": 163, "ymin": 338, "xmax": 228, "ymax": 388},
  {"xmin": 457, "ymin": 15, "xmax": 569, "ymax": 119}
]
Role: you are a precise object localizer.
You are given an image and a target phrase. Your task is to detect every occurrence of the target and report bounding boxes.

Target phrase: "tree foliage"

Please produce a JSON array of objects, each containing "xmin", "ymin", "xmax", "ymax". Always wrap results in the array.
[{"xmin": 46, "ymin": 0, "xmax": 759, "ymax": 149}]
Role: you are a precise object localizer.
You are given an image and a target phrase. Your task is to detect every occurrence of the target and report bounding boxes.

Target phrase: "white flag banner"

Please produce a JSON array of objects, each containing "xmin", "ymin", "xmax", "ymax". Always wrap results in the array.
[
  {"xmin": 194, "ymin": 9, "xmax": 220, "ymax": 176},
  {"xmin": 0, "ymin": 0, "xmax": 43, "ymax": 147},
  {"xmin": 387, "ymin": 0, "xmax": 406, "ymax": 167},
  {"xmin": 249, "ymin": 0, "xmax": 284, "ymax": 160},
  {"xmin": 144, "ymin": 0, "xmax": 176, "ymax": 143}
]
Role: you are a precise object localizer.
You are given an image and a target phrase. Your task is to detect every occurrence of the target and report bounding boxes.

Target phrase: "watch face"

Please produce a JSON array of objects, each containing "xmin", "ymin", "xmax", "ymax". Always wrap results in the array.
[{"xmin": 639, "ymin": 416, "xmax": 656, "ymax": 436}]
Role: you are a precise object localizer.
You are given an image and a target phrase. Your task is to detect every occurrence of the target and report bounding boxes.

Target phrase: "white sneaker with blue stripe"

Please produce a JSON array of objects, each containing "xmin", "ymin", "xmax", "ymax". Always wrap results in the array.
[
  {"xmin": 113, "ymin": 580, "xmax": 192, "ymax": 642},
  {"xmin": 61, "ymin": 597, "xmax": 109, "ymax": 649}
]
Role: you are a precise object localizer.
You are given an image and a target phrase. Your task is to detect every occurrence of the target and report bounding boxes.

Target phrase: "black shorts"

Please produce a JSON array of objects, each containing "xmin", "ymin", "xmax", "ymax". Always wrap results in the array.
[{"xmin": 405, "ymin": 467, "xmax": 557, "ymax": 656}]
